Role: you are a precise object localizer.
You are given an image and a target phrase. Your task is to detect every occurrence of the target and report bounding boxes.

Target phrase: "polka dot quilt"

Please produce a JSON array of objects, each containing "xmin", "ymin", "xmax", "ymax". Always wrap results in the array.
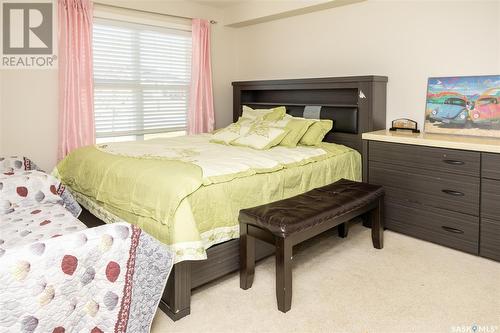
[
  {"xmin": 0, "ymin": 157, "xmax": 85, "ymax": 249},
  {"xmin": 0, "ymin": 157, "xmax": 175, "ymax": 332}
]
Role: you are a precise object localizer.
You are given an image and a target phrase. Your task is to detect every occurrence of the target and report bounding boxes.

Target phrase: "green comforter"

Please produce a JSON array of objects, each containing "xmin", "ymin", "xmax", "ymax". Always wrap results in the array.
[
  {"xmin": 55, "ymin": 136, "xmax": 361, "ymax": 262},
  {"xmin": 56, "ymin": 146, "xmax": 203, "ymax": 224}
]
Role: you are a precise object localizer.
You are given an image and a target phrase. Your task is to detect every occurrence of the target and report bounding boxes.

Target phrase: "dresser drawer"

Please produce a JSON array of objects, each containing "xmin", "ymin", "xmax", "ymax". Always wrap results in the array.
[
  {"xmin": 482, "ymin": 153, "xmax": 500, "ymax": 180},
  {"xmin": 385, "ymin": 201, "xmax": 479, "ymax": 255},
  {"xmin": 370, "ymin": 161, "xmax": 480, "ymax": 216},
  {"xmin": 480, "ymin": 218, "xmax": 500, "ymax": 262},
  {"xmin": 481, "ymin": 179, "xmax": 500, "ymax": 221},
  {"xmin": 369, "ymin": 141, "xmax": 480, "ymax": 177}
]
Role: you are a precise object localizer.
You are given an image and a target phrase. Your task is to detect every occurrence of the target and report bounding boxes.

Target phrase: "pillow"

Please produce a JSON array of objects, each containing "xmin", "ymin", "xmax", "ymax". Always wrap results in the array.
[
  {"xmin": 275, "ymin": 116, "xmax": 315, "ymax": 148},
  {"xmin": 242, "ymin": 105, "xmax": 286, "ymax": 121},
  {"xmin": 0, "ymin": 156, "xmax": 40, "ymax": 174},
  {"xmin": 231, "ymin": 120, "xmax": 289, "ymax": 150},
  {"xmin": 299, "ymin": 119, "xmax": 333, "ymax": 146},
  {"xmin": 210, "ymin": 118, "xmax": 254, "ymax": 144}
]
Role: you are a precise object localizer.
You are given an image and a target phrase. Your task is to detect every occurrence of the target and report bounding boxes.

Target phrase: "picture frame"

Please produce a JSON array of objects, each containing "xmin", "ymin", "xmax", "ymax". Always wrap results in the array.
[{"xmin": 424, "ymin": 75, "xmax": 500, "ymax": 138}]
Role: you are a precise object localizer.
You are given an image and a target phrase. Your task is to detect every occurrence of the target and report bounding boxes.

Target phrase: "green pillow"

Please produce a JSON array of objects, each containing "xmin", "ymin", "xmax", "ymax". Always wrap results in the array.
[
  {"xmin": 231, "ymin": 120, "xmax": 289, "ymax": 150},
  {"xmin": 299, "ymin": 119, "xmax": 333, "ymax": 146},
  {"xmin": 242, "ymin": 105, "xmax": 286, "ymax": 121},
  {"xmin": 279, "ymin": 118, "xmax": 315, "ymax": 147}
]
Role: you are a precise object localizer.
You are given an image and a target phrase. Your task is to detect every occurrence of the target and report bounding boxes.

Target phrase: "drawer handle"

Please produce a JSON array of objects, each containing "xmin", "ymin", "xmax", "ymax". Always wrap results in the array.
[
  {"xmin": 442, "ymin": 189, "xmax": 465, "ymax": 196},
  {"xmin": 442, "ymin": 159, "xmax": 465, "ymax": 165},
  {"xmin": 441, "ymin": 226, "xmax": 464, "ymax": 234}
]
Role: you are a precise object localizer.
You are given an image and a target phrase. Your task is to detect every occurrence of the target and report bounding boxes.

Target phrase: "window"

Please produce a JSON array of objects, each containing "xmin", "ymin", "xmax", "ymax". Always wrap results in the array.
[{"xmin": 93, "ymin": 18, "xmax": 191, "ymax": 141}]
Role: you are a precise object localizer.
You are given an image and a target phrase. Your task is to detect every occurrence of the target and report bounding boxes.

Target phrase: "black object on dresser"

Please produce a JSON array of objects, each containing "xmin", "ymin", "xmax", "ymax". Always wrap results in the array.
[{"xmin": 363, "ymin": 134, "xmax": 500, "ymax": 262}]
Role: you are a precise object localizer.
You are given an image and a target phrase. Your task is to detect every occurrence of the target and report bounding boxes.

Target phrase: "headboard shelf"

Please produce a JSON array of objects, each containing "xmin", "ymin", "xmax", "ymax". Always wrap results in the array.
[
  {"xmin": 232, "ymin": 75, "xmax": 388, "ymax": 154},
  {"xmin": 243, "ymin": 102, "xmax": 359, "ymax": 108},
  {"xmin": 240, "ymin": 88, "xmax": 359, "ymax": 106}
]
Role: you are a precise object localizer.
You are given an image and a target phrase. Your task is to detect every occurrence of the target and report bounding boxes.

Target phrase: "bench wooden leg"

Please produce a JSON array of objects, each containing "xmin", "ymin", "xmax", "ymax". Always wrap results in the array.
[
  {"xmin": 276, "ymin": 237, "xmax": 292, "ymax": 313},
  {"xmin": 361, "ymin": 212, "xmax": 371, "ymax": 228},
  {"xmin": 240, "ymin": 223, "xmax": 255, "ymax": 290},
  {"xmin": 371, "ymin": 198, "xmax": 384, "ymax": 249},
  {"xmin": 338, "ymin": 222, "xmax": 348, "ymax": 238}
]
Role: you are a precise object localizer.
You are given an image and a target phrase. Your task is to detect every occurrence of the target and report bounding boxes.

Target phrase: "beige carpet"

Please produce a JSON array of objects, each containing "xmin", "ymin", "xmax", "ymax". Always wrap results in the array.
[{"xmin": 151, "ymin": 224, "xmax": 500, "ymax": 333}]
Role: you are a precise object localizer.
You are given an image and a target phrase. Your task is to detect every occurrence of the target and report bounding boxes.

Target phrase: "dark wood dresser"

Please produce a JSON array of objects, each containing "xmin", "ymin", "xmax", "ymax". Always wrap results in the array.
[{"xmin": 362, "ymin": 130, "xmax": 500, "ymax": 262}]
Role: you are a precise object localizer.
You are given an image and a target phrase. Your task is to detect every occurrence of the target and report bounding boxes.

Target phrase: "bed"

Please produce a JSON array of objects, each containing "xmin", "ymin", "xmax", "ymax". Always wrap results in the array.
[{"xmin": 58, "ymin": 76, "xmax": 388, "ymax": 321}]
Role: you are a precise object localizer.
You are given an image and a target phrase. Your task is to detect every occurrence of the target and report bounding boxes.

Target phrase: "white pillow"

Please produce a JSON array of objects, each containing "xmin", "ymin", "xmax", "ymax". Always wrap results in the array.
[
  {"xmin": 210, "ymin": 118, "xmax": 254, "ymax": 144},
  {"xmin": 242, "ymin": 105, "xmax": 286, "ymax": 121},
  {"xmin": 231, "ymin": 121, "xmax": 289, "ymax": 150}
]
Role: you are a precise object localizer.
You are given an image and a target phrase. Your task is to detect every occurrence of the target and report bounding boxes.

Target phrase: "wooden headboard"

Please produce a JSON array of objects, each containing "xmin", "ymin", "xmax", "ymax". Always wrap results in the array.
[{"xmin": 232, "ymin": 76, "xmax": 388, "ymax": 154}]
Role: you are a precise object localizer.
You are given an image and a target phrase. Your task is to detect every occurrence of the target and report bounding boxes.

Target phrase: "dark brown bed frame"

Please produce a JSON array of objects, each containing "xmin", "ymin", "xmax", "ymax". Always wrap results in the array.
[{"xmin": 80, "ymin": 76, "xmax": 388, "ymax": 321}]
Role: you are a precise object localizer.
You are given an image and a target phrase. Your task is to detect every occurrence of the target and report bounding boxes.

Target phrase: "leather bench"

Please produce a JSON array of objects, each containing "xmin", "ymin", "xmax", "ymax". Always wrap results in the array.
[{"xmin": 238, "ymin": 178, "xmax": 385, "ymax": 313}]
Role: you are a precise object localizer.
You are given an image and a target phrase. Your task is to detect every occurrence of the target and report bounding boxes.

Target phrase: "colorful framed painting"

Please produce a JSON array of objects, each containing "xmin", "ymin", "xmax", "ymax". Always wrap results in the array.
[{"xmin": 425, "ymin": 75, "xmax": 500, "ymax": 137}]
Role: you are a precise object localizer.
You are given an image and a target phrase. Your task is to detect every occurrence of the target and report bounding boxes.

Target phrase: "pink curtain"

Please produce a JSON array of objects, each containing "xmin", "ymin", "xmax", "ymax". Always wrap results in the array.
[
  {"xmin": 188, "ymin": 19, "xmax": 215, "ymax": 134},
  {"xmin": 58, "ymin": 0, "xmax": 94, "ymax": 160}
]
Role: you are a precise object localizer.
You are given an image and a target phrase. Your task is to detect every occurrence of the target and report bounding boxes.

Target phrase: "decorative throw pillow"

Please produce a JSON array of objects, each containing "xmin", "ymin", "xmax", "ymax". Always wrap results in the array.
[
  {"xmin": 242, "ymin": 105, "xmax": 286, "ymax": 121},
  {"xmin": 299, "ymin": 119, "xmax": 333, "ymax": 146},
  {"xmin": 274, "ymin": 116, "xmax": 315, "ymax": 148},
  {"xmin": 231, "ymin": 120, "xmax": 289, "ymax": 150},
  {"xmin": 0, "ymin": 156, "xmax": 40, "ymax": 174},
  {"xmin": 210, "ymin": 117, "xmax": 255, "ymax": 144}
]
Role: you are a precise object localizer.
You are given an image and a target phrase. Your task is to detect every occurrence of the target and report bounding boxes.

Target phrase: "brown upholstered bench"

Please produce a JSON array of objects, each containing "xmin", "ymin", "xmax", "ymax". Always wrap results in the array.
[{"xmin": 238, "ymin": 178, "xmax": 385, "ymax": 313}]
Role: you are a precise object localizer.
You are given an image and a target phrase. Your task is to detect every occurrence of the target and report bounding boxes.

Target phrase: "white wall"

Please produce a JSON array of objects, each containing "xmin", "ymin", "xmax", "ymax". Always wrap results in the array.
[
  {"xmin": 233, "ymin": 0, "xmax": 500, "ymax": 128},
  {"xmin": 1, "ymin": 70, "xmax": 58, "ymax": 170},
  {"xmin": 211, "ymin": 21, "xmax": 238, "ymax": 128}
]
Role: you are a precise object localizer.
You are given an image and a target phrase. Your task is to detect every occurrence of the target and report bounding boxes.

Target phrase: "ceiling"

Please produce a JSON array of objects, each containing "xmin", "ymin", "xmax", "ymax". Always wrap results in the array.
[{"xmin": 189, "ymin": 0, "xmax": 248, "ymax": 8}]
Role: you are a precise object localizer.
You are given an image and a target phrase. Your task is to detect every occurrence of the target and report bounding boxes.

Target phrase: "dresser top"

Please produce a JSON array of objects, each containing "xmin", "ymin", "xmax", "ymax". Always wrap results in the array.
[{"xmin": 362, "ymin": 130, "xmax": 500, "ymax": 154}]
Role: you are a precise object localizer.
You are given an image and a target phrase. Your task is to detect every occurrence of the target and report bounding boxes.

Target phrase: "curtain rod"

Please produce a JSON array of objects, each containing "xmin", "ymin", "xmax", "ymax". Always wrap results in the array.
[{"xmin": 93, "ymin": 2, "xmax": 218, "ymax": 24}]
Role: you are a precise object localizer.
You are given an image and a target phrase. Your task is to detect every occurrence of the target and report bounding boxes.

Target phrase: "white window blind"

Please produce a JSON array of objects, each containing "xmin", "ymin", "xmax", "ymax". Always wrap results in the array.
[{"xmin": 93, "ymin": 18, "xmax": 191, "ymax": 138}]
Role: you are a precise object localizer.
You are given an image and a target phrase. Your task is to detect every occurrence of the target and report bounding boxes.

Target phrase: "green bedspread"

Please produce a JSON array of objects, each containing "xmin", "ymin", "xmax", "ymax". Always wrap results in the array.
[
  {"xmin": 56, "ymin": 137, "xmax": 361, "ymax": 262},
  {"xmin": 56, "ymin": 146, "xmax": 203, "ymax": 225}
]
